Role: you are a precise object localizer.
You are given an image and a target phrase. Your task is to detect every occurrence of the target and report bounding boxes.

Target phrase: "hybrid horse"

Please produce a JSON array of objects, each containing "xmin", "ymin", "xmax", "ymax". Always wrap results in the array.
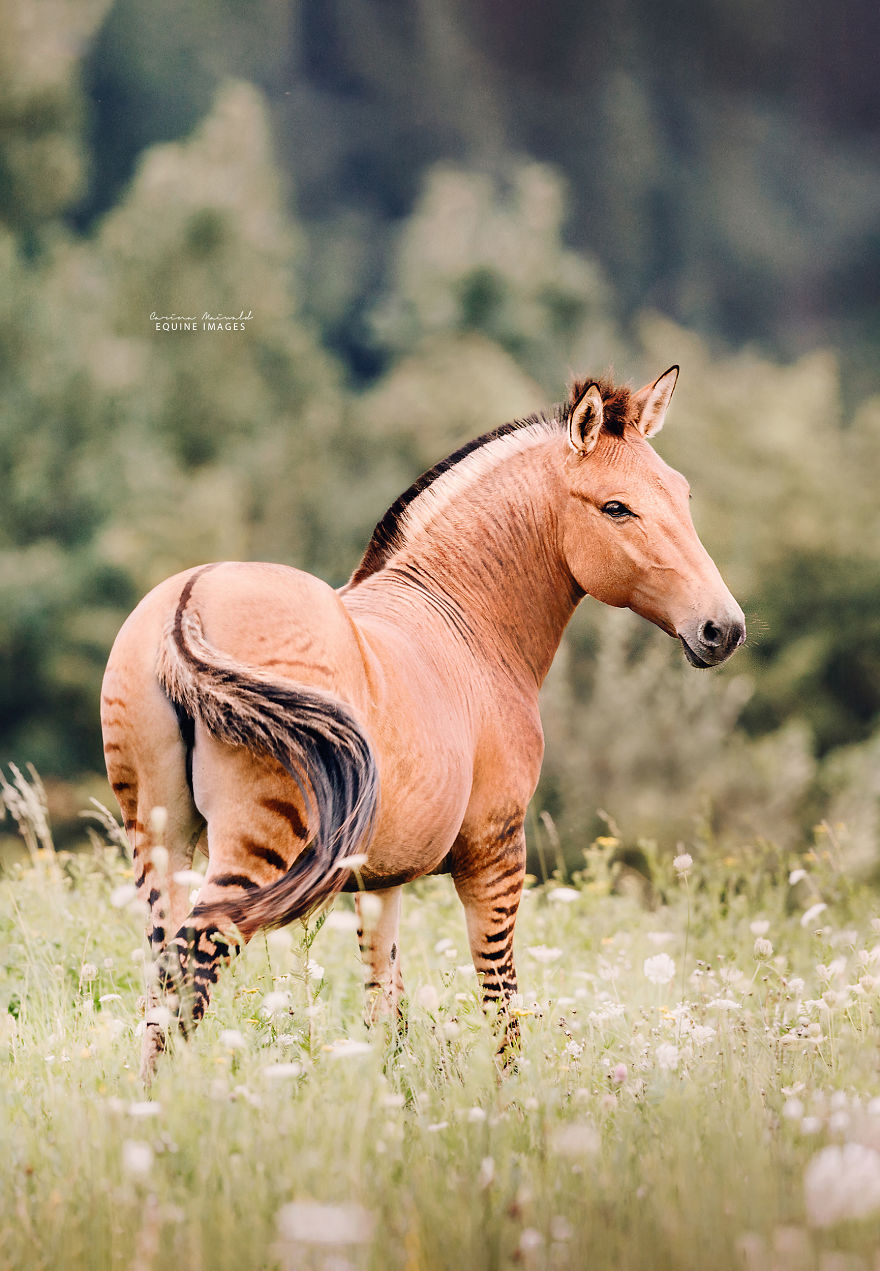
[{"xmin": 101, "ymin": 367, "xmax": 745, "ymax": 1081}]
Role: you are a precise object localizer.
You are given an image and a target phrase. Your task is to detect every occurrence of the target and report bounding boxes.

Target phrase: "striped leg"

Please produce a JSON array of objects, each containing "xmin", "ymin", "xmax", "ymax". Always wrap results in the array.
[
  {"xmin": 151, "ymin": 821, "xmax": 296, "ymax": 1059},
  {"xmin": 143, "ymin": 740, "xmax": 312, "ymax": 1080},
  {"xmin": 116, "ymin": 795, "xmax": 204, "ymax": 1086},
  {"xmin": 452, "ymin": 825, "xmax": 526, "ymax": 1057},
  {"xmin": 356, "ymin": 887, "xmax": 404, "ymax": 1025},
  {"xmin": 155, "ymin": 899, "xmax": 242, "ymax": 1040}
]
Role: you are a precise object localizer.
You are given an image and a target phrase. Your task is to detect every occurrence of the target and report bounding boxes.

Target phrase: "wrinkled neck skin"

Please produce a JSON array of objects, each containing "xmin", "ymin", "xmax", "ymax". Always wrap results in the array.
[{"xmin": 344, "ymin": 439, "xmax": 583, "ymax": 689}]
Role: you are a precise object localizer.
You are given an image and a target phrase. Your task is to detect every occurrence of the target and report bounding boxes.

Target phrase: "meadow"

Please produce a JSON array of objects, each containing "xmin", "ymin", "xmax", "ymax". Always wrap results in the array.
[{"xmin": 2, "ymin": 773, "xmax": 880, "ymax": 1270}]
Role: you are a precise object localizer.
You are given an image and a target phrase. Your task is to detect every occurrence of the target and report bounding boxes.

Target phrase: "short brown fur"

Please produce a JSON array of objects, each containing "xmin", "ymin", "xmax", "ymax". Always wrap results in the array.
[{"xmin": 101, "ymin": 367, "xmax": 745, "ymax": 1083}]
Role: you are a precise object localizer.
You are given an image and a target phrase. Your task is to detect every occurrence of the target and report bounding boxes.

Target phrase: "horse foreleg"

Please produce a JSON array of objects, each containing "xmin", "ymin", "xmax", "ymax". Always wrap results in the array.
[
  {"xmin": 452, "ymin": 826, "xmax": 526, "ymax": 1059},
  {"xmin": 356, "ymin": 887, "xmax": 405, "ymax": 1027}
]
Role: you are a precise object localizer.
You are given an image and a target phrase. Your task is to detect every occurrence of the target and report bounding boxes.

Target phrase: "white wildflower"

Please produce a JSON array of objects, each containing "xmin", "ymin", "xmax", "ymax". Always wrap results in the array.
[
  {"xmin": 550, "ymin": 1216, "xmax": 573, "ymax": 1242},
  {"xmin": 128, "ymin": 1102, "xmax": 161, "ymax": 1118},
  {"xmin": 547, "ymin": 887, "xmax": 580, "ymax": 904},
  {"xmin": 467, "ymin": 1106, "xmax": 487, "ymax": 1123},
  {"xmin": 673, "ymin": 853, "xmax": 693, "ymax": 877},
  {"xmin": 220, "ymin": 1029, "xmax": 245, "ymax": 1050},
  {"xmin": 789, "ymin": 869, "xmax": 807, "ymax": 885},
  {"xmin": 262, "ymin": 1062, "xmax": 303, "ymax": 1080},
  {"xmin": 801, "ymin": 902, "xmax": 828, "ymax": 929},
  {"xmin": 804, "ymin": 1143, "xmax": 880, "ymax": 1227},
  {"xmin": 783, "ymin": 1097, "xmax": 805, "ymax": 1121},
  {"xmin": 326, "ymin": 1039, "xmax": 371, "ymax": 1058},
  {"xmin": 260, "ymin": 991, "xmax": 292, "ymax": 1017},
  {"xmin": 122, "ymin": 1139, "xmax": 154, "ymax": 1178},
  {"xmin": 149, "ymin": 844, "xmax": 169, "ymax": 873},
  {"xmin": 655, "ymin": 1042, "xmax": 680, "ymax": 1072},
  {"xmin": 331, "ymin": 853, "xmax": 369, "ymax": 872},
  {"xmin": 750, "ymin": 919, "xmax": 771, "ymax": 936},
  {"xmin": 687, "ymin": 1024, "xmax": 716, "ymax": 1047},
  {"xmin": 643, "ymin": 953, "xmax": 676, "ymax": 985},
  {"xmin": 276, "ymin": 1200, "xmax": 374, "ymax": 1245},
  {"xmin": 80, "ymin": 963, "xmax": 98, "ymax": 983},
  {"xmin": 645, "ymin": 931, "xmax": 676, "ymax": 946},
  {"xmin": 478, "ymin": 1156, "xmax": 495, "ymax": 1188},
  {"xmin": 148, "ymin": 806, "xmax": 168, "ymax": 835},
  {"xmin": 171, "ymin": 869, "xmax": 204, "ymax": 887},
  {"xmin": 519, "ymin": 1229, "xmax": 544, "ymax": 1255},
  {"xmin": 415, "ymin": 984, "xmax": 440, "ymax": 1012},
  {"xmin": 829, "ymin": 1110, "xmax": 850, "ymax": 1136},
  {"xmin": 587, "ymin": 1001, "xmax": 626, "ymax": 1024},
  {"xmin": 707, "ymin": 998, "xmax": 741, "ymax": 1011},
  {"xmin": 527, "ymin": 945, "xmax": 563, "ymax": 964},
  {"xmin": 110, "ymin": 883, "xmax": 138, "ymax": 909},
  {"xmin": 305, "ymin": 959, "xmax": 324, "ymax": 981},
  {"xmin": 552, "ymin": 1122, "xmax": 600, "ymax": 1158},
  {"xmin": 145, "ymin": 1005, "xmax": 172, "ymax": 1030},
  {"xmin": 564, "ymin": 1039, "xmax": 584, "ymax": 1060},
  {"xmin": 427, "ymin": 1121, "xmax": 448, "ymax": 1132},
  {"xmin": 754, "ymin": 937, "xmax": 774, "ymax": 959}
]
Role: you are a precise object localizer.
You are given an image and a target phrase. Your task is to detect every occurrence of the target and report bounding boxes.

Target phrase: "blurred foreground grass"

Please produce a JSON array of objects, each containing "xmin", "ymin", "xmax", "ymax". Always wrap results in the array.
[{"xmin": 2, "ymin": 798, "xmax": 880, "ymax": 1269}]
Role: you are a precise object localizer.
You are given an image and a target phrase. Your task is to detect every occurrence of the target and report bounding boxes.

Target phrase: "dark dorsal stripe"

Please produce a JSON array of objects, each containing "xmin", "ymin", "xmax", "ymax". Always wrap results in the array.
[
  {"xmin": 348, "ymin": 376, "xmax": 634, "ymax": 588},
  {"xmin": 349, "ymin": 417, "xmax": 530, "ymax": 586}
]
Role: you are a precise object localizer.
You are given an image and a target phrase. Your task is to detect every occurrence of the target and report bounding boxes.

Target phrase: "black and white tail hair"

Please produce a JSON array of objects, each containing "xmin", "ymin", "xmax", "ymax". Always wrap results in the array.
[{"xmin": 157, "ymin": 588, "xmax": 379, "ymax": 934}]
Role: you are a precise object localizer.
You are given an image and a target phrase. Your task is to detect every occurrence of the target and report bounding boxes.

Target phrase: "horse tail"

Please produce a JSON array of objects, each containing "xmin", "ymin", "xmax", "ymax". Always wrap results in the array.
[{"xmin": 156, "ymin": 584, "xmax": 379, "ymax": 933}]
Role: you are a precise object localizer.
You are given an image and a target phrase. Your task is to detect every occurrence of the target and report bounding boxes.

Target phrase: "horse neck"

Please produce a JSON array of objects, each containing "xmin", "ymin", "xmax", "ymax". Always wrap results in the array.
[{"xmin": 375, "ymin": 441, "xmax": 581, "ymax": 688}]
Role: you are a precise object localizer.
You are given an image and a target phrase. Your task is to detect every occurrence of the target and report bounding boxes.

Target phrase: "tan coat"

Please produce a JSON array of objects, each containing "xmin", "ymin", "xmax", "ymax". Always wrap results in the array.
[{"xmin": 101, "ymin": 368, "xmax": 745, "ymax": 1082}]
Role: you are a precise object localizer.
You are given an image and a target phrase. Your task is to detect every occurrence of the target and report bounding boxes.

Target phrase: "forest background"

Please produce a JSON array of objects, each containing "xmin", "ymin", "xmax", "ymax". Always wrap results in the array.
[{"xmin": 1, "ymin": 0, "xmax": 879, "ymax": 873}]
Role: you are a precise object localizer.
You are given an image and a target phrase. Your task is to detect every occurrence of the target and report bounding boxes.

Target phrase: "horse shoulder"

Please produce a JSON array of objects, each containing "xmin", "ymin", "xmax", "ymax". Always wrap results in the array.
[{"xmin": 467, "ymin": 679, "xmax": 545, "ymax": 823}]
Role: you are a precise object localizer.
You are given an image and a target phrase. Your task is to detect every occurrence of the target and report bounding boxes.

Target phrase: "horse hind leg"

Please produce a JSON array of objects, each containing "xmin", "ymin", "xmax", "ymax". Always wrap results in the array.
[
  {"xmin": 356, "ymin": 887, "xmax": 405, "ymax": 1027},
  {"xmin": 102, "ymin": 681, "xmax": 207, "ymax": 1083},
  {"xmin": 150, "ymin": 735, "xmax": 311, "ymax": 1056}
]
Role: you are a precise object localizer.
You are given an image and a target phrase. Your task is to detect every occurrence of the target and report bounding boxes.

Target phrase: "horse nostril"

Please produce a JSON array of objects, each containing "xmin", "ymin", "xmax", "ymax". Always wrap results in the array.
[{"xmin": 699, "ymin": 619, "xmax": 723, "ymax": 647}]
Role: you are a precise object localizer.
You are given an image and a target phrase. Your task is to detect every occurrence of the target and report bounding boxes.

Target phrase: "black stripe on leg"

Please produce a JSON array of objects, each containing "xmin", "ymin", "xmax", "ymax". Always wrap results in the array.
[
  {"xmin": 246, "ymin": 842, "xmax": 289, "ymax": 873},
  {"xmin": 210, "ymin": 873, "xmax": 259, "ymax": 890},
  {"xmin": 484, "ymin": 923, "xmax": 515, "ymax": 943}
]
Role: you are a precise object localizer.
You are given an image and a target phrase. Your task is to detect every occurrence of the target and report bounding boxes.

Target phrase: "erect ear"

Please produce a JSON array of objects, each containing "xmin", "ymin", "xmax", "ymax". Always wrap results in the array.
[
  {"xmin": 568, "ymin": 383, "xmax": 604, "ymax": 454},
  {"xmin": 632, "ymin": 365, "xmax": 679, "ymax": 438}
]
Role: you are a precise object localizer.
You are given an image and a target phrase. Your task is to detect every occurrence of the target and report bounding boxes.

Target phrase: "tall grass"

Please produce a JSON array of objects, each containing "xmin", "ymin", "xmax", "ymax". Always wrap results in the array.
[{"xmin": 2, "ymin": 777, "xmax": 880, "ymax": 1269}]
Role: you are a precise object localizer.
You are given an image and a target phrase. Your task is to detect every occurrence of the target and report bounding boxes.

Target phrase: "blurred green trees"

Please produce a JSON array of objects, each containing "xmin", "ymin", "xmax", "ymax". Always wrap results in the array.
[{"xmin": 1, "ymin": 3, "xmax": 879, "ymax": 870}]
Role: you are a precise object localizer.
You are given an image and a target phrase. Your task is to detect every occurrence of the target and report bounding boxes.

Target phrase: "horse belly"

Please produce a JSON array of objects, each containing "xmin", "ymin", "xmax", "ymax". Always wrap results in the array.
[{"xmin": 354, "ymin": 645, "xmax": 475, "ymax": 887}]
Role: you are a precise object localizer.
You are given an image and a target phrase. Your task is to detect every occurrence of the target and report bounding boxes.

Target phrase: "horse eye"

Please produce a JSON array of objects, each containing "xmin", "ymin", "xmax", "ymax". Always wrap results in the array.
[{"xmin": 601, "ymin": 500, "xmax": 634, "ymax": 519}]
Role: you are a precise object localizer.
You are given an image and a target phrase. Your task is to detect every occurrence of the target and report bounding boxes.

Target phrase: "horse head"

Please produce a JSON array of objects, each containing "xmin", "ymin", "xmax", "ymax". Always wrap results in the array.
[{"xmin": 561, "ymin": 366, "xmax": 745, "ymax": 667}]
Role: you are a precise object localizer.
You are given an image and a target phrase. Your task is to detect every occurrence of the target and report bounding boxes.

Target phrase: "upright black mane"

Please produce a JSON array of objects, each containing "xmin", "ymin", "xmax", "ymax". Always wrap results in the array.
[{"xmin": 348, "ymin": 375, "xmax": 633, "ymax": 586}]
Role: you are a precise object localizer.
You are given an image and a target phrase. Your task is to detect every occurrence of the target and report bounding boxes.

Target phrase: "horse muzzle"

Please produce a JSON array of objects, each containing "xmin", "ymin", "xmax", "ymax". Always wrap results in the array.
[{"xmin": 678, "ymin": 612, "xmax": 746, "ymax": 668}]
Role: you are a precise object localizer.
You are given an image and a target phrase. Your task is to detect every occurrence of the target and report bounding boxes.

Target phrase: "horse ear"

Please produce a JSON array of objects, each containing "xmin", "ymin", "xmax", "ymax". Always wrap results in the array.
[
  {"xmin": 633, "ymin": 365, "xmax": 679, "ymax": 438},
  {"xmin": 568, "ymin": 383, "xmax": 604, "ymax": 454}
]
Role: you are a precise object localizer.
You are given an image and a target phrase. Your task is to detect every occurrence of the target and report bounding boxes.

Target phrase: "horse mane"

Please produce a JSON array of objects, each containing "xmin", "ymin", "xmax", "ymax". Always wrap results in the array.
[{"xmin": 349, "ymin": 375, "xmax": 634, "ymax": 586}]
